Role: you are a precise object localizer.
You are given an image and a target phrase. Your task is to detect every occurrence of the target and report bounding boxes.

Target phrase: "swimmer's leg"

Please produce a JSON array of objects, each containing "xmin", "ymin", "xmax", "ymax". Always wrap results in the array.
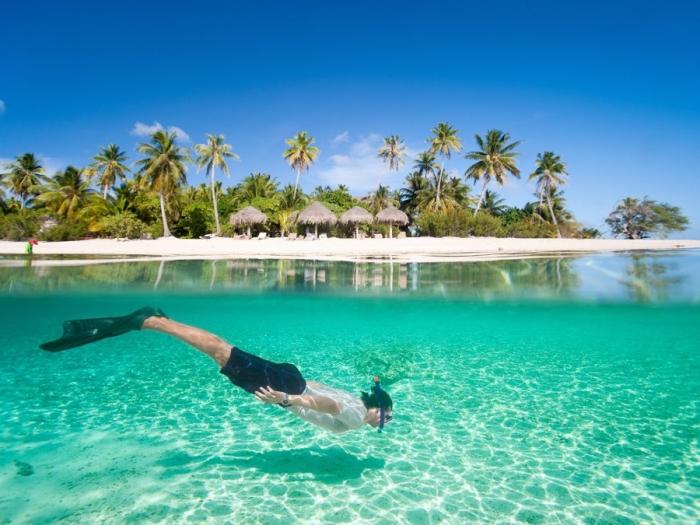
[{"xmin": 142, "ymin": 316, "xmax": 232, "ymax": 367}]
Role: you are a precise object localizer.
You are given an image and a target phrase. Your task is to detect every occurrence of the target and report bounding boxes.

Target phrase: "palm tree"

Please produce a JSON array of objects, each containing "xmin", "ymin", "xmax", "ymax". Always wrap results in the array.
[
  {"xmin": 465, "ymin": 129, "xmax": 520, "ymax": 216},
  {"xmin": 237, "ymin": 172, "xmax": 279, "ymax": 202},
  {"xmin": 136, "ymin": 130, "xmax": 190, "ymax": 237},
  {"xmin": 195, "ymin": 134, "xmax": 239, "ymax": 235},
  {"xmin": 1, "ymin": 153, "xmax": 47, "ymax": 208},
  {"xmin": 399, "ymin": 171, "xmax": 429, "ymax": 216},
  {"xmin": 429, "ymin": 122, "xmax": 462, "ymax": 208},
  {"xmin": 480, "ymin": 190, "xmax": 508, "ymax": 216},
  {"xmin": 87, "ymin": 144, "xmax": 130, "ymax": 199},
  {"xmin": 378, "ymin": 135, "xmax": 407, "ymax": 171},
  {"xmin": 35, "ymin": 166, "xmax": 97, "ymax": 219},
  {"xmin": 369, "ymin": 184, "xmax": 397, "ymax": 214},
  {"xmin": 279, "ymin": 183, "xmax": 307, "ymax": 210},
  {"xmin": 283, "ymin": 131, "xmax": 319, "ymax": 199},
  {"xmin": 528, "ymin": 151, "xmax": 568, "ymax": 237}
]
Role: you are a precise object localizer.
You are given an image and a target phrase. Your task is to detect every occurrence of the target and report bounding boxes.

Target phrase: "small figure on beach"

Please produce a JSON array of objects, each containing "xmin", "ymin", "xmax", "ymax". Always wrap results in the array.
[
  {"xmin": 25, "ymin": 238, "xmax": 38, "ymax": 255},
  {"xmin": 40, "ymin": 308, "xmax": 393, "ymax": 434}
]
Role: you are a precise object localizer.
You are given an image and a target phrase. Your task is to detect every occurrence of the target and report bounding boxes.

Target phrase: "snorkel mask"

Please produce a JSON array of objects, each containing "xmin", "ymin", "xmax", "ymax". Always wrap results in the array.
[{"xmin": 373, "ymin": 375, "xmax": 387, "ymax": 433}]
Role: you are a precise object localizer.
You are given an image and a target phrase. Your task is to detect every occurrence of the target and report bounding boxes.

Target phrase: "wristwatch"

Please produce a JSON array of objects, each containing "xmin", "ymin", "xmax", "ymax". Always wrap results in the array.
[{"xmin": 281, "ymin": 393, "xmax": 291, "ymax": 407}]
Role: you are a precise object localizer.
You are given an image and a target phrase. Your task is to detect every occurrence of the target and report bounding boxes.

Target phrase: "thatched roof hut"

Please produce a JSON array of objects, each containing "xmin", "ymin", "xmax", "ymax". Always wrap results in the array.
[
  {"xmin": 297, "ymin": 201, "xmax": 337, "ymax": 237},
  {"xmin": 340, "ymin": 206, "xmax": 374, "ymax": 238},
  {"xmin": 229, "ymin": 206, "xmax": 267, "ymax": 237},
  {"xmin": 376, "ymin": 205, "xmax": 409, "ymax": 238}
]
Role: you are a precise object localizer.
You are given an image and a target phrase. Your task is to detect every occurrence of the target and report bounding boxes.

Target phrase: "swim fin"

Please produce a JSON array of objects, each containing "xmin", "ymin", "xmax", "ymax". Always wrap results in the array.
[{"xmin": 40, "ymin": 307, "xmax": 167, "ymax": 352}]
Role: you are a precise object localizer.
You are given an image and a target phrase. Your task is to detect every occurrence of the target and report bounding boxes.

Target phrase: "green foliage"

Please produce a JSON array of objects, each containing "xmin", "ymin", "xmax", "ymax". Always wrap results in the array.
[
  {"xmin": 0, "ymin": 210, "xmax": 40, "ymax": 240},
  {"xmin": 173, "ymin": 202, "xmax": 215, "ymax": 238},
  {"xmin": 578, "ymin": 227, "xmax": 602, "ymax": 239},
  {"xmin": 97, "ymin": 212, "xmax": 147, "ymax": 239},
  {"xmin": 507, "ymin": 218, "xmax": 558, "ymax": 238},
  {"xmin": 416, "ymin": 209, "xmax": 504, "ymax": 237},
  {"xmin": 606, "ymin": 197, "xmax": 689, "ymax": 239},
  {"xmin": 39, "ymin": 220, "xmax": 90, "ymax": 241},
  {"xmin": 313, "ymin": 185, "xmax": 354, "ymax": 214}
]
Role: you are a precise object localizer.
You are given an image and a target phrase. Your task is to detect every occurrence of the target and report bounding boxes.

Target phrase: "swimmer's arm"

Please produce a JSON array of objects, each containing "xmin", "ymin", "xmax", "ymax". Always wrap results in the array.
[
  {"xmin": 288, "ymin": 393, "xmax": 341, "ymax": 415},
  {"xmin": 255, "ymin": 386, "xmax": 340, "ymax": 415}
]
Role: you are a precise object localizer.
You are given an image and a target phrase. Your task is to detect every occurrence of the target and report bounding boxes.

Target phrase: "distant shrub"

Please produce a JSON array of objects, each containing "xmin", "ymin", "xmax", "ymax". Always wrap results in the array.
[
  {"xmin": 507, "ymin": 218, "xmax": 557, "ymax": 238},
  {"xmin": 98, "ymin": 213, "xmax": 147, "ymax": 239},
  {"xmin": 174, "ymin": 202, "xmax": 214, "ymax": 238},
  {"xmin": 0, "ymin": 211, "xmax": 40, "ymax": 240},
  {"xmin": 467, "ymin": 213, "xmax": 505, "ymax": 237},
  {"xmin": 39, "ymin": 220, "xmax": 90, "ymax": 241},
  {"xmin": 416, "ymin": 208, "xmax": 470, "ymax": 236}
]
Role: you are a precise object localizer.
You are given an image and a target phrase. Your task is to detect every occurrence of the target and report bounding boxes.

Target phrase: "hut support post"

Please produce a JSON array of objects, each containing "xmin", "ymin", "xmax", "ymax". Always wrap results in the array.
[
  {"xmin": 315, "ymin": 224, "xmax": 319, "ymax": 238},
  {"xmin": 247, "ymin": 226, "xmax": 251, "ymax": 238},
  {"xmin": 389, "ymin": 224, "xmax": 393, "ymax": 238},
  {"xmin": 355, "ymin": 225, "xmax": 359, "ymax": 239}
]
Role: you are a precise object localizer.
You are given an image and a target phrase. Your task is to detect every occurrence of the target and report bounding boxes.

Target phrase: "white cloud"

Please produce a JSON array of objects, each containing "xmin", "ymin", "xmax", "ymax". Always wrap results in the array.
[
  {"xmin": 332, "ymin": 131, "xmax": 350, "ymax": 145},
  {"xmin": 317, "ymin": 134, "xmax": 416, "ymax": 193},
  {"xmin": 0, "ymin": 100, "xmax": 5, "ymax": 114},
  {"xmin": 130, "ymin": 121, "xmax": 190, "ymax": 142}
]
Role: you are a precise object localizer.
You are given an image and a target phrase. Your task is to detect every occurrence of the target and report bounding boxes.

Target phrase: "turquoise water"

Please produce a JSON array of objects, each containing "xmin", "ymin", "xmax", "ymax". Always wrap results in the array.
[{"xmin": 1, "ymin": 253, "xmax": 699, "ymax": 523}]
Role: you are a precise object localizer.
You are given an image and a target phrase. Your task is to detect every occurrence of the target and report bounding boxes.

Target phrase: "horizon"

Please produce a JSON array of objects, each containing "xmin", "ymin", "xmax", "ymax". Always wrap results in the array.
[{"xmin": 2, "ymin": 0, "xmax": 699, "ymax": 237}]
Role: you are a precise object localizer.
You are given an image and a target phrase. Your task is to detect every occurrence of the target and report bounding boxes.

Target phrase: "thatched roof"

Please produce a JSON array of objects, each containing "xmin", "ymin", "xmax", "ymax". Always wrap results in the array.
[
  {"xmin": 297, "ymin": 201, "xmax": 337, "ymax": 226},
  {"xmin": 229, "ymin": 206, "xmax": 267, "ymax": 226},
  {"xmin": 339, "ymin": 206, "xmax": 374, "ymax": 225},
  {"xmin": 376, "ymin": 205, "xmax": 409, "ymax": 225}
]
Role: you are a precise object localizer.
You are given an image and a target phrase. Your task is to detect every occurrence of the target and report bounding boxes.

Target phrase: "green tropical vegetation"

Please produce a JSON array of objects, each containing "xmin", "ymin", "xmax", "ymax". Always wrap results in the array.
[{"xmin": 0, "ymin": 125, "xmax": 689, "ymax": 241}]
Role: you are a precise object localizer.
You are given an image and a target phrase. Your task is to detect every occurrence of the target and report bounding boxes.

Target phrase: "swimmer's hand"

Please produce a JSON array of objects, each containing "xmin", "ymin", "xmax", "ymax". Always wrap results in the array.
[{"xmin": 255, "ymin": 386, "xmax": 285, "ymax": 404}]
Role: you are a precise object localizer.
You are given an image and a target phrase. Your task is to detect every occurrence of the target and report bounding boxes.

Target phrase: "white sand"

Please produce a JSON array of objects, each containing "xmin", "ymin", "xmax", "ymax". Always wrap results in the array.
[{"xmin": 1, "ymin": 237, "xmax": 698, "ymax": 263}]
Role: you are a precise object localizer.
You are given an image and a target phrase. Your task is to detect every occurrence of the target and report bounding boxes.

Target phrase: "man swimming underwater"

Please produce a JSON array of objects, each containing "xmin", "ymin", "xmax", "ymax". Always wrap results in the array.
[{"xmin": 40, "ymin": 307, "xmax": 393, "ymax": 434}]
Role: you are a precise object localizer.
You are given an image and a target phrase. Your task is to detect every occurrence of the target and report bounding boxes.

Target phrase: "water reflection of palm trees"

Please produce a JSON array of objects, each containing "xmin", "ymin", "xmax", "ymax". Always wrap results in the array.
[
  {"xmin": 0, "ymin": 257, "xmax": 590, "ymax": 297},
  {"xmin": 623, "ymin": 254, "xmax": 683, "ymax": 302}
]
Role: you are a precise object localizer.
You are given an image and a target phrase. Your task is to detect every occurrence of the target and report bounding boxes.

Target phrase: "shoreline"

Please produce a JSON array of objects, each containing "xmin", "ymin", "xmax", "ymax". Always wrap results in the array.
[{"xmin": 1, "ymin": 237, "xmax": 698, "ymax": 264}]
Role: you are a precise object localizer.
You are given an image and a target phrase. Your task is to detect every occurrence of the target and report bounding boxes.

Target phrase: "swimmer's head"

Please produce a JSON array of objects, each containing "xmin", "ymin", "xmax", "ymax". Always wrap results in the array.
[{"xmin": 361, "ymin": 376, "xmax": 393, "ymax": 431}]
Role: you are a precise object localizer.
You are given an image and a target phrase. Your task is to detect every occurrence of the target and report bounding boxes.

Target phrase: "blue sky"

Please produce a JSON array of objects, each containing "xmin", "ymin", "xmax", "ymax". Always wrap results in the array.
[{"xmin": 1, "ymin": 0, "xmax": 699, "ymax": 237}]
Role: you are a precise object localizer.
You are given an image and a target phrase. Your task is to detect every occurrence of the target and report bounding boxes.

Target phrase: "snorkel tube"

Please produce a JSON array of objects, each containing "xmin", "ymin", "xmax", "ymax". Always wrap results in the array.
[{"xmin": 373, "ymin": 375, "xmax": 386, "ymax": 433}]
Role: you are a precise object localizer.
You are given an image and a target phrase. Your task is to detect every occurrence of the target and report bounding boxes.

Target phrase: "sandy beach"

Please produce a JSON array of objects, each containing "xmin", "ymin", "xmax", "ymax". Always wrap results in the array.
[{"xmin": 1, "ymin": 237, "xmax": 698, "ymax": 263}]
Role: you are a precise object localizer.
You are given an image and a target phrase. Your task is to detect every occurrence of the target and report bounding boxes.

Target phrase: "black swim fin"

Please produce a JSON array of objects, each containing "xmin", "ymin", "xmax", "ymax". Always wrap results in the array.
[{"xmin": 40, "ymin": 307, "xmax": 167, "ymax": 352}]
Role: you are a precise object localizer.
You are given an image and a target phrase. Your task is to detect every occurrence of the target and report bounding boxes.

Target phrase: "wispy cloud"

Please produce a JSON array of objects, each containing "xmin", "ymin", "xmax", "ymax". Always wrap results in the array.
[
  {"xmin": 332, "ymin": 131, "xmax": 350, "ymax": 145},
  {"xmin": 130, "ymin": 121, "xmax": 190, "ymax": 142},
  {"xmin": 317, "ymin": 134, "xmax": 416, "ymax": 194},
  {"xmin": 0, "ymin": 100, "xmax": 5, "ymax": 114}
]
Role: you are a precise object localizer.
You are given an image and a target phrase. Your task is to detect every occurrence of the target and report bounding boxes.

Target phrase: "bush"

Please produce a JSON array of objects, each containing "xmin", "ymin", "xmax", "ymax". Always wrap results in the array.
[
  {"xmin": 39, "ymin": 220, "xmax": 90, "ymax": 241},
  {"xmin": 173, "ymin": 202, "xmax": 214, "ymax": 238},
  {"xmin": 416, "ymin": 208, "xmax": 471, "ymax": 236},
  {"xmin": 416, "ymin": 209, "xmax": 505, "ymax": 237},
  {"xmin": 468, "ymin": 213, "xmax": 505, "ymax": 237},
  {"xmin": 98, "ymin": 213, "xmax": 147, "ymax": 239},
  {"xmin": 0, "ymin": 211, "xmax": 40, "ymax": 240},
  {"xmin": 507, "ymin": 218, "xmax": 557, "ymax": 238}
]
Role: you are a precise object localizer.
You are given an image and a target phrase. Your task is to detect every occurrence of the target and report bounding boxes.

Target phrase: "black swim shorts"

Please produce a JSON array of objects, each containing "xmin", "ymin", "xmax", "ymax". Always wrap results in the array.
[{"xmin": 220, "ymin": 347, "xmax": 307, "ymax": 396}]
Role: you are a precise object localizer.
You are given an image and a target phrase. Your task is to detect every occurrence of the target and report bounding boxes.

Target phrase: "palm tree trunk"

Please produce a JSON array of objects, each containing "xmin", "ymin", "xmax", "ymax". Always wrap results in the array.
[
  {"xmin": 103, "ymin": 186, "xmax": 108, "ymax": 200},
  {"xmin": 293, "ymin": 168, "xmax": 301, "ymax": 200},
  {"xmin": 210, "ymin": 167, "xmax": 221, "ymax": 235},
  {"xmin": 547, "ymin": 194, "xmax": 561, "ymax": 238},
  {"xmin": 435, "ymin": 162, "xmax": 444, "ymax": 208},
  {"xmin": 159, "ymin": 192, "xmax": 171, "ymax": 237},
  {"xmin": 474, "ymin": 181, "xmax": 489, "ymax": 215}
]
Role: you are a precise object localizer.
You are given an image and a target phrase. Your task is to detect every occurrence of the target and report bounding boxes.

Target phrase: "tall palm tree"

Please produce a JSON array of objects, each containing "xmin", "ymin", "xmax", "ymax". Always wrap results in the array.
[
  {"xmin": 429, "ymin": 122, "xmax": 462, "ymax": 208},
  {"xmin": 378, "ymin": 135, "xmax": 407, "ymax": 171},
  {"xmin": 1, "ymin": 153, "xmax": 47, "ymax": 208},
  {"xmin": 36, "ymin": 166, "xmax": 97, "ymax": 219},
  {"xmin": 87, "ymin": 144, "xmax": 130, "ymax": 199},
  {"xmin": 136, "ymin": 130, "xmax": 190, "ymax": 237},
  {"xmin": 529, "ymin": 152, "xmax": 568, "ymax": 237},
  {"xmin": 465, "ymin": 130, "xmax": 520, "ymax": 215},
  {"xmin": 195, "ymin": 134, "xmax": 239, "ymax": 235},
  {"xmin": 283, "ymin": 131, "xmax": 319, "ymax": 199}
]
